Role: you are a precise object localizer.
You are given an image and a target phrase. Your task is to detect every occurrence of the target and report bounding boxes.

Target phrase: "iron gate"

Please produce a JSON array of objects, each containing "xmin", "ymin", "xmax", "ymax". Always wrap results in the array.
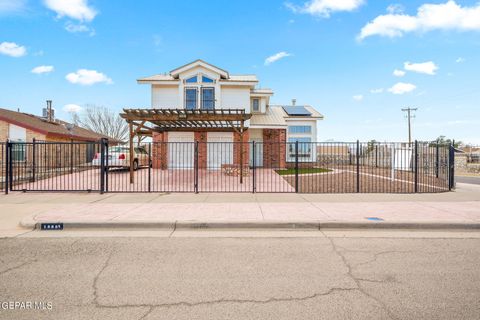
[{"xmin": 2, "ymin": 140, "xmax": 455, "ymax": 194}]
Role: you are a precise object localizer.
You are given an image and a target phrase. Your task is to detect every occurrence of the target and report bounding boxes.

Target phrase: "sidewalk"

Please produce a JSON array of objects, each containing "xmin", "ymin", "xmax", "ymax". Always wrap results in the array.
[{"xmin": 1, "ymin": 183, "xmax": 479, "ymax": 234}]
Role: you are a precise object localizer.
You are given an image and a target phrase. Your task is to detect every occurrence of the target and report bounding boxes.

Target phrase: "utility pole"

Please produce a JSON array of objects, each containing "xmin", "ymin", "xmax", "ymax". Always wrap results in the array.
[{"xmin": 401, "ymin": 107, "xmax": 417, "ymax": 144}]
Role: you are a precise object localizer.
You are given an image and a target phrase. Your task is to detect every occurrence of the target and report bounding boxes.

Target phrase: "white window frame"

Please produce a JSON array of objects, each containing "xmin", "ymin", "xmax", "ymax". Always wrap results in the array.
[{"xmin": 252, "ymin": 98, "xmax": 260, "ymax": 113}]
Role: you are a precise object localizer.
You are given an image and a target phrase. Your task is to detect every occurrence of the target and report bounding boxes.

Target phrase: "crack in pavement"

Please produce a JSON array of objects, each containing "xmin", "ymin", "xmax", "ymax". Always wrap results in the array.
[
  {"xmin": 0, "ymin": 259, "xmax": 37, "ymax": 276},
  {"xmin": 168, "ymin": 221, "xmax": 177, "ymax": 237},
  {"xmin": 91, "ymin": 287, "xmax": 359, "ymax": 310},
  {"xmin": 320, "ymin": 230, "xmax": 399, "ymax": 320},
  {"xmin": 137, "ymin": 306, "xmax": 154, "ymax": 320},
  {"xmin": 92, "ymin": 250, "xmax": 115, "ymax": 306}
]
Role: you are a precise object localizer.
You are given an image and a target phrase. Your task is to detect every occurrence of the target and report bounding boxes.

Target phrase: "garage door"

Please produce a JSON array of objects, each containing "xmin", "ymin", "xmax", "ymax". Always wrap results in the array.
[
  {"xmin": 207, "ymin": 132, "xmax": 233, "ymax": 169},
  {"xmin": 168, "ymin": 132, "xmax": 194, "ymax": 169}
]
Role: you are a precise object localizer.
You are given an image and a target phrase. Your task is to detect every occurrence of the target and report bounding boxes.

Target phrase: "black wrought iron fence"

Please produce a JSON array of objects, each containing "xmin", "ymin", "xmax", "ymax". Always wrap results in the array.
[{"xmin": 3, "ymin": 140, "xmax": 454, "ymax": 194}]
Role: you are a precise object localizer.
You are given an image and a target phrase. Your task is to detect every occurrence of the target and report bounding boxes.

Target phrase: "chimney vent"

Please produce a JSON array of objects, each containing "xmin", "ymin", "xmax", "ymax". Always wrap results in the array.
[
  {"xmin": 292, "ymin": 99, "xmax": 296, "ymax": 106},
  {"xmin": 45, "ymin": 100, "xmax": 54, "ymax": 122}
]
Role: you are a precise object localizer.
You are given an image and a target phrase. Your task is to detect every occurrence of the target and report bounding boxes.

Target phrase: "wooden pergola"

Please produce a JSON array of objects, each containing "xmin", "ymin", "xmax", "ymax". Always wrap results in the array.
[{"xmin": 120, "ymin": 108, "xmax": 252, "ymax": 183}]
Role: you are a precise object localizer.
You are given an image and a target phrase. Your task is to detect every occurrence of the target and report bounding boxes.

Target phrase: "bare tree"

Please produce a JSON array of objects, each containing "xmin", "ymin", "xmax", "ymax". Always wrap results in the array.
[{"xmin": 78, "ymin": 105, "xmax": 128, "ymax": 142}]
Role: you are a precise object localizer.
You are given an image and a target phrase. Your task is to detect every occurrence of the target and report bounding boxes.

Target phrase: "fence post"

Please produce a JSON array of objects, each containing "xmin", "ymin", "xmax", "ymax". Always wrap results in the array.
[
  {"xmin": 104, "ymin": 139, "xmax": 109, "ymax": 193},
  {"xmin": 414, "ymin": 140, "xmax": 419, "ymax": 193},
  {"xmin": 5, "ymin": 140, "xmax": 9, "ymax": 194},
  {"xmin": 32, "ymin": 138, "xmax": 36, "ymax": 183},
  {"xmin": 449, "ymin": 143, "xmax": 455, "ymax": 191},
  {"xmin": 252, "ymin": 141, "xmax": 256, "ymax": 193},
  {"xmin": 194, "ymin": 141, "xmax": 199, "ymax": 194},
  {"xmin": 375, "ymin": 145, "xmax": 378, "ymax": 168},
  {"xmin": 435, "ymin": 139, "xmax": 439, "ymax": 178},
  {"xmin": 148, "ymin": 143, "xmax": 151, "ymax": 193},
  {"xmin": 100, "ymin": 139, "xmax": 105, "ymax": 194},
  {"xmin": 295, "ymin": 141, "xmax": 299, "ymax": 193},
  {"xmin": 70, "ymin": 139, "xmax": 73, "ymax": 175},
  {"xmin": 8, "ymin": 141, "xmax": 13, "ymax": 192},
  {"xmin": 356, "ymin": 140, "xmax": 360, "ymax": 193}
]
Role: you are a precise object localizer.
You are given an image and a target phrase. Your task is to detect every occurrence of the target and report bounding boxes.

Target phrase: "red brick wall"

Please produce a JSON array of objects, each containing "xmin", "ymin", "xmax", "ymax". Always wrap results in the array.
[
  {"xmin": 194, "ymin": 132, "xmax": 207, "ymax": 169},
  {"xmin": 233, "ymin": 130, "xmax": 249, "ymax": 167},
  {"xmin": 152, "ymin": 131, "xmax": 168, "ymax": 169},
  {"xmin": 262, "ymin": 129, "xmax": 286, "ymax": 168}
]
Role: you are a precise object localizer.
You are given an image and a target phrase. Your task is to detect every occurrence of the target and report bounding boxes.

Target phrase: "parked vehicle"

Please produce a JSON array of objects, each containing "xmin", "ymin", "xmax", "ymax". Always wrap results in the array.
[{"xmin": 92, "ymin": 146, "xmax": 149, "ymax": 170}]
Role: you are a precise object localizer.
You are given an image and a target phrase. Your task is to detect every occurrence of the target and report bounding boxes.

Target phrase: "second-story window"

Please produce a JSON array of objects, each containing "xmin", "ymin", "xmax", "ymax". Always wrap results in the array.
[
  {"xmin": 185, "ymin": 88, "xmax": 197, "ymax": 110},
  {"xmin": 185, "ymin": 76, "xmax": 198, "ymax": 83},
  {"xmin": 201, "ymin": 88, "xmax": 215, "ymax": 110},
  {"xmin": 252, "ymin": 98, "xmax": 260, "ymax": 112}
]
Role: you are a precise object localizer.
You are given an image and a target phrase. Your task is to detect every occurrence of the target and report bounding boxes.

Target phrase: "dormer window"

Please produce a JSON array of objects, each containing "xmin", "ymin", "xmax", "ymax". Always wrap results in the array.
[
  {"xmin": 202, "ymin": 76, "xmax": 214, "ymax": 83},
  {"xmin": 252, "ymin": 98, "xmax": 260, "ymax": 112},
  {"xmin": 185, "ymin": 76, "xmax": 198, "ymax": 83}
]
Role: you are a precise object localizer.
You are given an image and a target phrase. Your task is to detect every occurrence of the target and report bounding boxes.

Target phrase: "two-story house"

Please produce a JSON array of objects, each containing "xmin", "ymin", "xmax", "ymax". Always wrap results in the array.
[{"xmin": 132, "ymin": 59, "xmax": 323, "ymax": 169}]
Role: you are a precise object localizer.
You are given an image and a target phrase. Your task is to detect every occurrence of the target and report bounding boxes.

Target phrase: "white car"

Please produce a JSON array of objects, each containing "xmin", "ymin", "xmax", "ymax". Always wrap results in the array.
[{"xmin": 92, "ymin": 146, "xmax": 150, "ymax": 170}]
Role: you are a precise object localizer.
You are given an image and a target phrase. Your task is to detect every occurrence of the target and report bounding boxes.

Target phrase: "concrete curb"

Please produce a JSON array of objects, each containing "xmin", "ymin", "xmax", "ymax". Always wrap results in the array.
[{"xmin": 20, "ymin": 217, "xmax": 480, "ymax": 231}]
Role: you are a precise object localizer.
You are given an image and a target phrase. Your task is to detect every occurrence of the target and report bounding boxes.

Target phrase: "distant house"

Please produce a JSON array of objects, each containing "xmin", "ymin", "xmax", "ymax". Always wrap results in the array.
[
  {"xmin": 132, "ymin": 59, "xmax": 324, "ymax": 169},
  {"xmin": 0, "ymin": 105, "xmax": 116, "ymax": 166}
]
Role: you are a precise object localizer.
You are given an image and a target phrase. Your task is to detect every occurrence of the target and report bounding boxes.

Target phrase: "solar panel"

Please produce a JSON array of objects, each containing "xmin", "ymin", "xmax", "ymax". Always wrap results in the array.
[{"xmin": 282, "ymin": 106, "xmax": 312, "ymax": 116}]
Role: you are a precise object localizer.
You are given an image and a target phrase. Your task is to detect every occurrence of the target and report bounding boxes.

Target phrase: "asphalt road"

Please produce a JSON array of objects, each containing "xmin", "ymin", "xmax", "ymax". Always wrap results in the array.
[
  {"xmin": 456, "ymin": 175, "xmax": 480, "ymax": 185},
  {"xmin": 1, "ymin": 232, "xmax": 480, "ymax": 320}
]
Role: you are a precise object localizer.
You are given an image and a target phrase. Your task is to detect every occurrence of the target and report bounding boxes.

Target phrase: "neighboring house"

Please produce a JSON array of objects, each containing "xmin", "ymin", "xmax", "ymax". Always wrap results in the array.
[
  {"xmin": 136, "ymin": 59, "xmax": 323, "ymax": 168},
  {"xmin": 0, "ymin": 106, "xmax": 115, "ymax": 165}
]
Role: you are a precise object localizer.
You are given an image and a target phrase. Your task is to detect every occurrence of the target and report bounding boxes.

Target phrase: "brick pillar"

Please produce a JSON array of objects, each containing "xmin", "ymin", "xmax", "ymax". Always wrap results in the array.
[
  {"xmin": 152, "ymin": 131, "xmax": 168, "ymax": 169},
  {"xmin": 262, "ymin": 129, "xmax": 286, "ymax": 168},
  {"xmin": 233, "ymin": 130, "xmax": 249, "ymax": 167},
  {"xmin": 194, "ymin": 132, "xmax": 207, "ymax": 169}
]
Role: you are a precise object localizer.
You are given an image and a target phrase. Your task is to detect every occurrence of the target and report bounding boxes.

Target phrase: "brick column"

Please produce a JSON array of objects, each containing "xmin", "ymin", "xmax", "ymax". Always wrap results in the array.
[
  {"xmin": 262, "ymin": 129, "xmax": 286, "ymax": 168},
  {"xmin": 233, "ymin": 130, "xmax": 249, "ymax": 167},
  {"xmin": 152, "ymin": 131, "xmax": 168, "ymax": 169},
  {"xmin": 194, "ymin": 132, "xmax": 207, "ymax": 169}
]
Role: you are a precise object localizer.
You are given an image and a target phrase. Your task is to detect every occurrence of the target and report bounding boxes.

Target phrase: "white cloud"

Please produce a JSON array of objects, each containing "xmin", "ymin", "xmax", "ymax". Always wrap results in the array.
[
  {"xmin": 286, "ymin": 0, "xmax": 364, "ymax": 18},
  {"xmin": 31, "ymin": 65, "xmax": 54, "ymax": 74},
  {"xmin": 0, "ymin": 0, "xmax": 27, "ymax": 14},
  {"xmin": 404, "ymin": 61, "xmax": 438, "ymax": 75},
  {"xmin": 386, "ymin": 4, "xmax": 404, "ymax": 14},
  {"xmin": 264, "ymin": 52, "xmax": 292, "ymax": 65},
  {"xmin": 43, "ymin": 0, "xmax": 97, "ymax": 22},
  {"xmin": 393, "ymin": 69, "xmax": 406, "ymax": 77},
  {"xmin": 65, "ymin": 22, "xmax": 95, "ymax": 35},
  {"xmin": 63, "ymin": 104, "xmax": 82, "ymax": 113},
  {"xmin": 353, "ymin": 94, "xmax": 364, "ymax": 101},
  {"xmin": 455, "ymin": 57, "xmax": 465, "ymax": 63},
  {"xmin": 0, "ymin": 41, "xmax": 26, "ymax": 57},
  {"xmin": 370, "ymin": 88, "xmax": 384, "ymax": 94},
  {"xmin": 358, "ymin": 1, "xmax": 480, "ymax": 40},
  {"xmin": 388, "ymin": 82, "xmax": 417, "ymax": 95},
  {"xmin": 66, "ymin": 69, "xmax": 113, "ymax": 85}
]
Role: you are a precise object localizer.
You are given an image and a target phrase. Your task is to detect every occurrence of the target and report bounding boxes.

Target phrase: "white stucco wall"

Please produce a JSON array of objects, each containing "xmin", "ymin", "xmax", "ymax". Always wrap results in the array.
[
  {"xmin": 152, "ymin": 85, "xmax": 179, "ymax": 108},
  {"xmin": 221, "ymin": 86, "xmax": 250, "ymax": 110}
]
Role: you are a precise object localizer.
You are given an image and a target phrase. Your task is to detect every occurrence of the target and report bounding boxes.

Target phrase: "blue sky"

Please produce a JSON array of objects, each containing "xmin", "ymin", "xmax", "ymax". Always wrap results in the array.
[{"xmin": 0, "ymin": 0, "xmax": 479, "ymax": 143}]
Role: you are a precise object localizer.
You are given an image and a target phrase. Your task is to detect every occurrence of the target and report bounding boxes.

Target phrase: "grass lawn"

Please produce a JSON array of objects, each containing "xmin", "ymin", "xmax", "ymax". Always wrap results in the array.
[{"xmin": 275, "ymin": 167, "xmax": 332, "ymax": 175}]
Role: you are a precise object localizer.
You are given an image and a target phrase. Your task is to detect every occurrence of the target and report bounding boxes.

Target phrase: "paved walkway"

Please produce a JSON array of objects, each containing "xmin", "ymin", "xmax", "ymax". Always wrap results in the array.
[{"xmin": 1, "ymin": 183, "xmax": 478, "ymax": 234}]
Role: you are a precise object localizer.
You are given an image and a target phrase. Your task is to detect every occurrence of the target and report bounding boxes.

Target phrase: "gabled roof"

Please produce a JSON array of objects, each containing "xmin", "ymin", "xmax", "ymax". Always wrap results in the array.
[
  {"xmin": 0, "ymin": 107, "xmax": 117, "ymax": 142},
  {"xmin": 170, "ymin": 59, "xmax": 229, "ymax": 79},
  {"xmin": 137, "ymin": 60, "xmax": 259, "ymax": 84}
]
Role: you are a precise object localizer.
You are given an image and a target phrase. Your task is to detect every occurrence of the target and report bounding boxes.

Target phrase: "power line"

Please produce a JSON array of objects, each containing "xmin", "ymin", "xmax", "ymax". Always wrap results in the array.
[{"xmin": 401, "ymin": 107, "xmax": 417, "ymax": 144}]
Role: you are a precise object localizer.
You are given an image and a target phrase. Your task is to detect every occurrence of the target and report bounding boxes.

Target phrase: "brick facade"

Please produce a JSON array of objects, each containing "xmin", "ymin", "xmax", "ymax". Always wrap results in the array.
[
  {"xmin": 152, "ymin": 132, "xmax": 168, "ymax": 169},
  {"xmin": 262, "ymin": 129, "xmax": 286, "ymax": 168},
  {"xmin": 194, "ymin": 132, "xmax": 207, "ymax": 169},
  {"xmin": 233, "ymin": 130, "xmax": 250, "ymax": 167}
]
